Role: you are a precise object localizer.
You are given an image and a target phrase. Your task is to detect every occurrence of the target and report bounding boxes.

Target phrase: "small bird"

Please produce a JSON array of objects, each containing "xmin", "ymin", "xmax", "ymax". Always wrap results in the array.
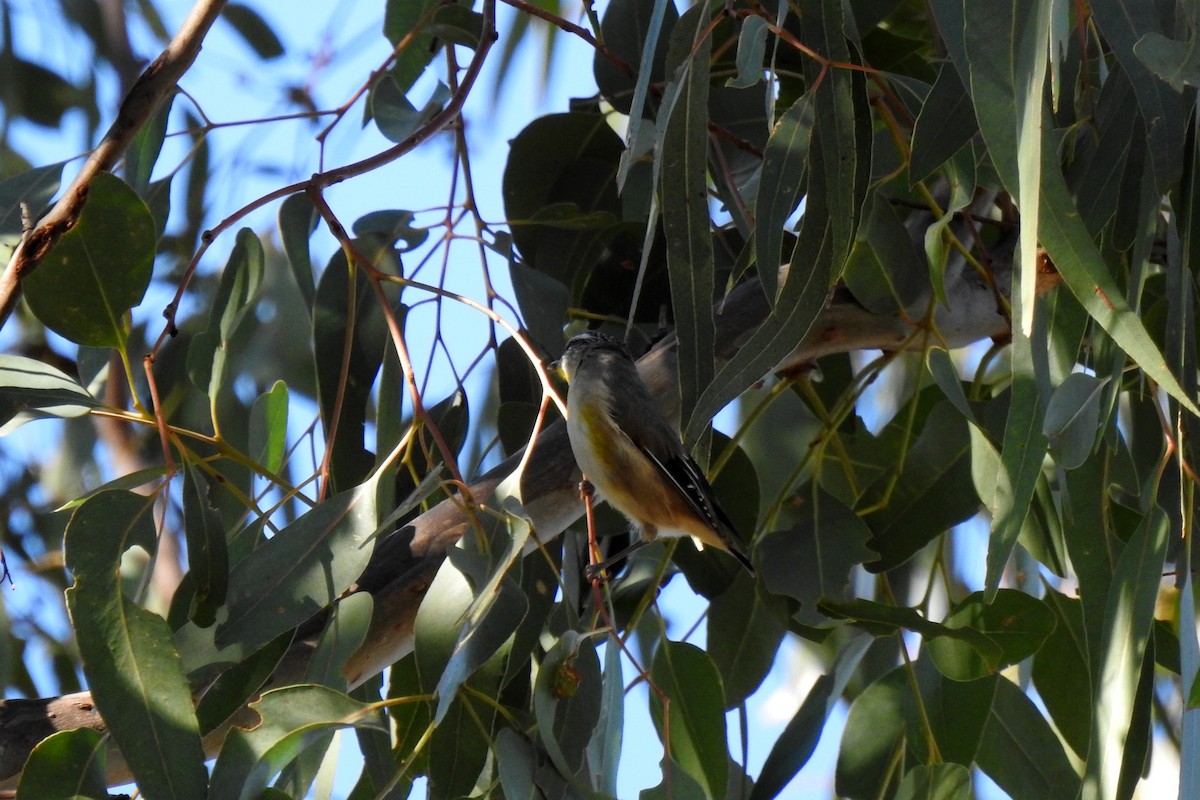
[{"xmin": 554, "ymin": 330, "xmax": 754, "ymax": 573}]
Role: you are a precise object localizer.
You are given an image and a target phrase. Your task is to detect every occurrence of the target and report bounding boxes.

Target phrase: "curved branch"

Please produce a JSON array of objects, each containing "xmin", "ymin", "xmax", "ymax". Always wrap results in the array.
[{"xmin": 0, "ymin": 0, "xmax": 229, "ymax": 329}]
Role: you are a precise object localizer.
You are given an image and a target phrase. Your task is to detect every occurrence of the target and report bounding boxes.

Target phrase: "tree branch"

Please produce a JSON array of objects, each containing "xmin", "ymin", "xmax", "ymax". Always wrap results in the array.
[{"xmin": 0, "ymin": 0, "xmax": 229, "ymax": 329}]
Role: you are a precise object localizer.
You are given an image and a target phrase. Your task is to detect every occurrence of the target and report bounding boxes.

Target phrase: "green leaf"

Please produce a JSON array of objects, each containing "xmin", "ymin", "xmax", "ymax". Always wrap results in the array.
[
  {"xmin": 865, "ymin": 403, "xmax": 978, "ymax": 571},
  {"xmin": 306, "ymin": 592, "xmax": 373, "ymax": 690},
  {"xmin": 708, "ymin": 573, "xmax": 786, "ymax": 707},
  {"xmin": 587, "ymin": 634, "xmax": 625, "ymax": 796},
  {"xmin": 1085, "ymin": 507, "xmax": 1169, "ymax": 800},
  {"xmin": 371, "ymin": 75, "xmax": 451, "ymax": 143},
  {"xmin": 509, "ymin": 261, "xmax": 569, "ymax": 355},
  {"xmin": 313, "ymin": 250, "xmax": 396, "ymax": 492},
  {"xmin": 836, "ymin": 667, "xmax": 906, "ymax": 797},
  {"xmin": 910, "ymin": 63, "xmax": 978, "ymax": 181},
  {"xmin": 495, "ymin": 728, "xmax": 540, "ymax": 800},
  {"xmin": 195, "ymin": 630, "xmax": 292, "ymax": 735},
  {"xmin": 982, "ymin": 310, "xmax": 1046, "ymax": 600},
  {"xmin": 594, "ymin": 0, "xmax": 678, "ymax": 117},
  {"xmin": 181, "ymin": 459, "xmax": 228, "ymax": 627},
  {"xmin": 126, "ymin": 91, "xmax": 173, "ymax": 191},
  {"xmin": 534, "ymin": 633, "xmax": 603, "ymax": 783},
  {"xmin": 728, "ymin": 16, "xmax": 768, "ymax": 89},
  {"xmin": 16, "ymin": 728, "xmax": 108, "ymax": 800},
  {"xmin": 649, "ymin": 641, "xmax": 728, "ymax": 799},
  {"xmin": 842, "ymin": 191, "xmax": 929, "ymax": 315},
  {"xmin": 1090, "ymin": 0, "xmax": 1185, "ymax": 190},
  {"xmin": 249, "ymin": 380, "xmax": 289, "ymax": 475},
  {"xmin": 659, "ymin": 2, "xmax": 714, "ymax": 436},
  {"xmin": 1039, "ymin": 120, "xmax": 1199, "ymax": 416},
  {"xmin": 187, "ymin": 227, "xmax": 266, "ymax": 408},
  {"xmin": 0, "ymin": 163, "xmax": 63, "ymax": 242},
  {"xmin": 216, "ymin": 478, "xmax": 379, "ymax": 653},
  {"xmin": 752, "ymin": 635, "xmax": 871, "ymax": 800},
  {"xmin": 1043, "ymin": 373, "xmax": 1106, "ymax": 469},
  {"xmin": 425, "ymin": 4, "xmax": 484, "ymax": 49},
  {"xmin": 0, "ymin": 354, "xmax": 99, "ymax": 434},
  {"xmin": 65, "ymin": 491, "xmax": 208, "ymax": 799},
  {"xmin": 1029, "ymin": 589, "xmax": 1091, "ymax": 756},
  {"xmin": 1135, "ymin": 31, "xmax": 1200, "ymax": 91},
  {"xmin": 977, "ymin": 674, "xmax": 1081, "ymax": 799},
  {"xmin": 24, "ymin": 172, "xmax": 154, "ymax": 347},
  {"xmin": 754, "ymin": 93, "xmax": 814, "ymax": 303},
  {"xmin": 382, "ymin": 0, "xmax": 441, "ymax": 94},
  {"xmin": 432, "ymin": 572, "xmax": 526, "ymax": 724},
  {"xmin": 758, "ymin": 489, "xmax": 875, "ymax": 626},
  {"xmin": 926, "ymin": 348, "xmax": 975, "ymax": 422},
  {"xmin": 222, "ymin": 3, "xmax": 284, "ymax": 59},
  {"xmin": 819, "ymin": 599, "xmax": 1003, "ymax": 678},
  {"xmin": 208, "ymin": 685, "xmax": 385, "ymax": 800},
  {"xmin": 929, "ymin": 590, "xmax": 1056, "ymax": 680},
  {"xmin": 896, "ymin": 764, "xmax": 972, "ymax": 800},
  {"xmin": 278, "ymin": 192, "xmax": 318, "ymax": 311}
]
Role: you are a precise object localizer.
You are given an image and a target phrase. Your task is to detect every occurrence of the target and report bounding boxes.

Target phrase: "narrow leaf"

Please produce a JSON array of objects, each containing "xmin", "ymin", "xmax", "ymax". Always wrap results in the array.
[
  {"xmin": 216, "ymin": 478, "xmax": 379, "ymax": 652},
  {"xmin": 65, "ymin": 492, "xmax": 208, "ymax": 799},
  {"xmin": 649, "ymin": 641, "xmax": 728, "ymax": 799}
]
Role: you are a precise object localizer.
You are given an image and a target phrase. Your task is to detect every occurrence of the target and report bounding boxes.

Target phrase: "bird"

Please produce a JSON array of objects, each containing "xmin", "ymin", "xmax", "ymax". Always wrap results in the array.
[{"xmin": 554, "ymin": 330, "xmax": 754, "ymax": 574}]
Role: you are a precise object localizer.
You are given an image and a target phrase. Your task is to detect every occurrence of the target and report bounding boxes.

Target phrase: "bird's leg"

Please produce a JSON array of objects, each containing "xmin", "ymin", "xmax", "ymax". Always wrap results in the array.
[
  {"xmin": 584, "ymin": 539, "xmax": 650, "ymax": 581},
  {"xmin": 578, "ymin": 478, "xmax": 606, "ymax": 579}
]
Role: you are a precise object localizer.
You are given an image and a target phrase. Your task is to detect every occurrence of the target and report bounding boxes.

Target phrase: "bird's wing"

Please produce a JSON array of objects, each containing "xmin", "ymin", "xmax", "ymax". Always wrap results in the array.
[{"xmin": 638, "ymin": 445, "xmax": 754, "ymax": 571}]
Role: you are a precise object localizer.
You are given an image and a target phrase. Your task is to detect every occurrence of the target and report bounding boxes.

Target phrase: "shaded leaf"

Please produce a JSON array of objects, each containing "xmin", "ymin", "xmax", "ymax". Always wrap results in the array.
[
  {"xmin": 895, "ymin": 763, "xmax": 972, "ymax": 800},
  {"xmin": 65, "ymin": 492, "xmax": 208, "ymax": 799},
  {"xmin": 16, "ymin": 728, "xmax": 107, "ymax": 800},
  {"xmin": 208, "ymin": 685, "xmax": 384, "ymax": 800},
  {"xmin": 649, "ymin": 641, "xmax": 728, "ymax": 799},
  {"xmin": 216, "ymin": 478, "xmax": 379, "ymax": 652},
  {"xmin": 181, "ymin": 459, "xmax": 228, "ymax": 627},
  {"xmin": 278, "ymin": 192, "xmax": 318, "ymax": 311},
  {"xmin": 754, "ymin": 93, "xmax": 814, "ymax": 303},
  {"xmin": 759, "ymin": 488, "xmax": 875, "ymax": 626},
  {"xmin": 24, "ymin": 172, "xmax": 154, "ymax": 347},
  {"xmin": 977, "ymin": 674, "xmax": 1081, "ymax": 799},
  {"xmin": 1043, "ymin": 373, "xmax": 1105, "ymax": 470},
  {"xmin": 708, "ymin": 572, "xmax": 786, "ymax": 708},
  {"xmin": 752, "ymin": 635, "xmax": 871, "ymax": 800},
  {"xmin": 0, "ymin": 355, "xmax": 99, "ymax": 434},
  {"xmin": 222, "ymin": 3, "xmax": 284, "ymax": 59}
]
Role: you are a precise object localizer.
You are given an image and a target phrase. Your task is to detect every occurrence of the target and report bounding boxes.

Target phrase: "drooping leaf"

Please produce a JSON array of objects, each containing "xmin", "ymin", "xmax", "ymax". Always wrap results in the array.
[
  {"xmin": 649, "ymin": 640, "xmax": 728, "ymax": 799},
  {"xmin": 181, "ymin": 458, "xmax": 228, "ymax": 627},
  {"xmin": 894, "ymin": 763, "xmax": 972, "ymax": 800},
  {"xmin": 708, "ymin": 572, "xmax": 786, "ymax": 708},
  {"xmin": 534, "ymin": 632, "xmax": 603, "ymax": 784},
  {"xmin": 659, "ymin": 2, "xmax": 714, "ymax": 437},
  {"xmin": 187, "ymin": 227, "xmax": 266, "ymax": 411},
  {"xmin": 754, "ymin": 93, "xmax": 814, "ymax": 303},
  {"xmin": 1042, "ymin": 373, "xmax": 1105, "ymax": 470},
  {"xmin": 752, "ymin": 635, "xmax": 871, "ymax": 800},
  {"xmin": 222, "ymin": 3, "xmax": 285, "ymax": 59},
  {"xmin": 977, "ymin": 673, "xmax": 1081, "ymax": 799},
  {"xmin": 65, "ymin": 491, "xmax": 208, "ymax": 799},
  {"xmin": 278, "ymin": 192, "xmax": 318, "ymax": 311},
  {"xmin": 758, "ymin": 488, "xmax": 875, "ymax": 626}
]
